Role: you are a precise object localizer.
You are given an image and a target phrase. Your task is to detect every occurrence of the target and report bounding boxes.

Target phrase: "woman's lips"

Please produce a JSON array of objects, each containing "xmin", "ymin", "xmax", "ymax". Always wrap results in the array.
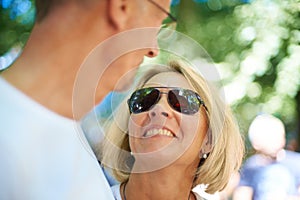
[{"xmin": 143, "ymin": 128, "xmax": 176, "ymax": 138}]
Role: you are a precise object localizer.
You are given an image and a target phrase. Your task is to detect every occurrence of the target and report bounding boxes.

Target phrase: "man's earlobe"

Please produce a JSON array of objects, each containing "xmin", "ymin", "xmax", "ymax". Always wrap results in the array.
[{"xmin": 108, "ymin": 0, "xmax": 129, "ymax": 30}]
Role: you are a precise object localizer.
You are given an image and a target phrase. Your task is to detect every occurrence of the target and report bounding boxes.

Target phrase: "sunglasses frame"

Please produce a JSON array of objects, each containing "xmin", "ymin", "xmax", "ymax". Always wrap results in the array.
[
  {"xmin": 147, "ymin": 0, "xmax": 177, "ymax": 22},
  {"xmin": 127, "ymin": 87, "xmax": 208, "ymax": 115}
]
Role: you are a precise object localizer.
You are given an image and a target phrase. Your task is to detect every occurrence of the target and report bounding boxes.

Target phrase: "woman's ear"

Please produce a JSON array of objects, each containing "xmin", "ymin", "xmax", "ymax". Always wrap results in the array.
[
  {"xmin": 107, "ymin": 0, "xmax": 129, "ymax": 30},
  {"xmin": 201, "ymin": 128, "xmax": 213, "ymax": 154}
]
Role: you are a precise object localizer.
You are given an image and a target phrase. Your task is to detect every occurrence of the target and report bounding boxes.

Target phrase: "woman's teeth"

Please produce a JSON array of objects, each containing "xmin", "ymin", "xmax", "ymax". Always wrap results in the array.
[{"xmin": 144, "ymin": 129, "xmax": 174, "ymax": 138}]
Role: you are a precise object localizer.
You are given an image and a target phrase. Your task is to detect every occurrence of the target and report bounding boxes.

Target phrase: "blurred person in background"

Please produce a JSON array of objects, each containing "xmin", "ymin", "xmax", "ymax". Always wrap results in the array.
[
  {"xmin": 99, "ymin": 60, "xmax": 244, "ymax": 200},
  {"xmin": 233, "ymin": 114, "xmax": 300, "ymax": 200},
  {"xmin": 0, "ymin": 0, "xmax": 174, "ymax": 199}
]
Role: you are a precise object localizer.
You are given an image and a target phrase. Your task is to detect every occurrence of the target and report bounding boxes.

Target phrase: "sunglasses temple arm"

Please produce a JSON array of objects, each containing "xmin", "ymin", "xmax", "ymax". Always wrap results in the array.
[
  {"xmin": 202, "ymin": 102, "xmax": 209, "ymax": 113},
  {"xmin": 127, "ymin": 99, "xmax": 132, "ymax": 114}
]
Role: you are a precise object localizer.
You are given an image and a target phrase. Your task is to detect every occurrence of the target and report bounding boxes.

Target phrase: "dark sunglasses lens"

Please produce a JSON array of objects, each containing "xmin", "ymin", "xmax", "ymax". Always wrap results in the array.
[
  {"xmin": 128, "ymin": 88, "xmax": 160, "ymax": 114},
  {"xmin": 168, "ymin": 89, "xmax": 201, "ymax": 115}
]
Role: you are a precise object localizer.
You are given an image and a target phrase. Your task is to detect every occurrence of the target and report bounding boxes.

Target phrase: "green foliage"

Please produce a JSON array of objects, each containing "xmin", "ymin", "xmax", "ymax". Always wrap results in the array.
[
  {"xmin": 0, "ymin": 0, "xmax": 34, "ymax": 66},
  {"xmin": 175, "ymin": 0, "xmax": 300, "ymax": 147}
]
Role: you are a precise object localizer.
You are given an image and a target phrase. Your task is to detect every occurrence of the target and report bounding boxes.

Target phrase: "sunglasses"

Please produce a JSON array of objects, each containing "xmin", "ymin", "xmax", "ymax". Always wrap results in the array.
[{"xmin": 127, "ymin": 87, "xmax": 208, "ymax": 115}]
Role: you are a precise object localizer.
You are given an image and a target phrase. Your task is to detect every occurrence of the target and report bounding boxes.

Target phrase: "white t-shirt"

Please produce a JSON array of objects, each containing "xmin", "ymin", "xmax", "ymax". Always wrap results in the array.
[
  {"xmin": 111, "ymin": 184, "xmax": 205, "ymax": 200},
  {"xmin": 0, "ymin": 77, "xmax": 114, "ymax": 200}
]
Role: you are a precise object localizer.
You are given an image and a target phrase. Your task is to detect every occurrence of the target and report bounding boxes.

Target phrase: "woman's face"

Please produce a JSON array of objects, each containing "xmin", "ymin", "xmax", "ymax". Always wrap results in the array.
[{"xmin": 128, "ymin": 72, "xmax": 209, "ymax": 172}]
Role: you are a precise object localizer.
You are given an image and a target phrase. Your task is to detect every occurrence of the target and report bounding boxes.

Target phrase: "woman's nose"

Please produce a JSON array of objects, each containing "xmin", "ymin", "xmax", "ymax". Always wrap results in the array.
[{"xmin": 149, "ymin": 98, "xmax": 172, "ymax": 118}]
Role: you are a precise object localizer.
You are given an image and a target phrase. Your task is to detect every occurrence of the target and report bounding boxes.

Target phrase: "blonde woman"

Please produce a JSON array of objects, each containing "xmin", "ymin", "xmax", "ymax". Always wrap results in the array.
[{"xmin": 99, "ymin": 60, "xmax": 244, "ymax": 200}]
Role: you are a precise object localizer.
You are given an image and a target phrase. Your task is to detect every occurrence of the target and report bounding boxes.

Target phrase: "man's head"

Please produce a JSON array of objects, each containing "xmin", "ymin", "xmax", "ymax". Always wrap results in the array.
[
  {"xmin": 34, "ymin": 0, "xmax": 172, "ymax": 63},
  {"xmin": 35, "ymin": 0, "xmax": 173, "ymax": 29},
  {"xmin": 248, "ymin": 114, "xmax": 286, "ymax": 157},
  {"xmin": 61, "ymin": 0, "xmax": 173, "ymax": 118}
]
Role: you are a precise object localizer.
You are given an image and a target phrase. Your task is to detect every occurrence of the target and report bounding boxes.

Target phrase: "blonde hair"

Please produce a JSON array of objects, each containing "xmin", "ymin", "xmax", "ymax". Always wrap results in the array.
[{"xmin": 99, "ymin": 60, "xmax": 244, "ymax": 194}]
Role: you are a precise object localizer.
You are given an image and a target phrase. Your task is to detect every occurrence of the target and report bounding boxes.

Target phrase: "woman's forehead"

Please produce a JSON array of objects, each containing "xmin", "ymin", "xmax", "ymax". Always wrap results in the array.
[{"xmin": 143, "ymin": 72, "xmax": 193, "ymax": 89}]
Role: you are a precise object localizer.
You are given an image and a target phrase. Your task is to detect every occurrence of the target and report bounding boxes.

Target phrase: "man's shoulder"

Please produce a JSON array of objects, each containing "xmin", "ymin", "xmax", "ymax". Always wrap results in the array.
[
  {"xmin": 285, "ymin": 150, "xmax": 300, "ymax": 159},
  {"xmin": 280, "ymin": 150, "xmax": 300, "ymax": 173}
]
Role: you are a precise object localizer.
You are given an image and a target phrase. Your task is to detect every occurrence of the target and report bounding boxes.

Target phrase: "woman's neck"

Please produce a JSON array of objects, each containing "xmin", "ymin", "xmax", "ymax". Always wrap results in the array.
[{"xmin": 123, "ymin": 167, "xmax": 196, "ymax": 200}]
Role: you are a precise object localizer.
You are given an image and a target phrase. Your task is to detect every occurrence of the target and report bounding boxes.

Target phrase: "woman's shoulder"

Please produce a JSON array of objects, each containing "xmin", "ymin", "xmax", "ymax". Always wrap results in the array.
[
  {"xmin": 194, "ymin": 192, "xmax": 207, "ymax": 200},
  {"xmin": 111, "ymin": 184, "xmax": 122, "ymax": 200},
  {"xmin": 193, "ymin": 191, "xmax": 221, "ymax": 200}
]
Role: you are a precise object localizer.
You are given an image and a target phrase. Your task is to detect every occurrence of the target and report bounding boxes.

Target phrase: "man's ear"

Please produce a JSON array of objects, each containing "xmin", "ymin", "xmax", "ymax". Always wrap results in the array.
[
  {"xmin": 201, "ymin": 128, "xmax": 213, "ymax": 154},
  {"xmin": 107, "ymin": 0, "xmax": 130, "ymax": 30}
]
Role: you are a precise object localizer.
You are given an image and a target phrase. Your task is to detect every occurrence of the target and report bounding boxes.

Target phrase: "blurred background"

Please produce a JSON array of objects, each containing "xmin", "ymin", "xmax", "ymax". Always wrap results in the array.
[{"xmin": 1, "ymin": 0, "xmax": 299, "ymax": 152}]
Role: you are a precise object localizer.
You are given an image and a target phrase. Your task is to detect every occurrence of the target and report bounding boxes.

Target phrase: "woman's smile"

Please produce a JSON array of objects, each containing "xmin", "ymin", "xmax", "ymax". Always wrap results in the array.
[{"xmin": 143, "ymin": 128, "xmax": 176, "ymax": 138}]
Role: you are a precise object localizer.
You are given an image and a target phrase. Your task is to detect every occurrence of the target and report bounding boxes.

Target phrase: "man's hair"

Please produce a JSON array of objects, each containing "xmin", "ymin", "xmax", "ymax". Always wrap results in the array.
[
  {"xmin": 35, "ymin": 0, "xmax": 92, "ymax": 22},
  {"xmin": 35, "ymin": 0, "xmax": 63, "ymax": 22}
]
